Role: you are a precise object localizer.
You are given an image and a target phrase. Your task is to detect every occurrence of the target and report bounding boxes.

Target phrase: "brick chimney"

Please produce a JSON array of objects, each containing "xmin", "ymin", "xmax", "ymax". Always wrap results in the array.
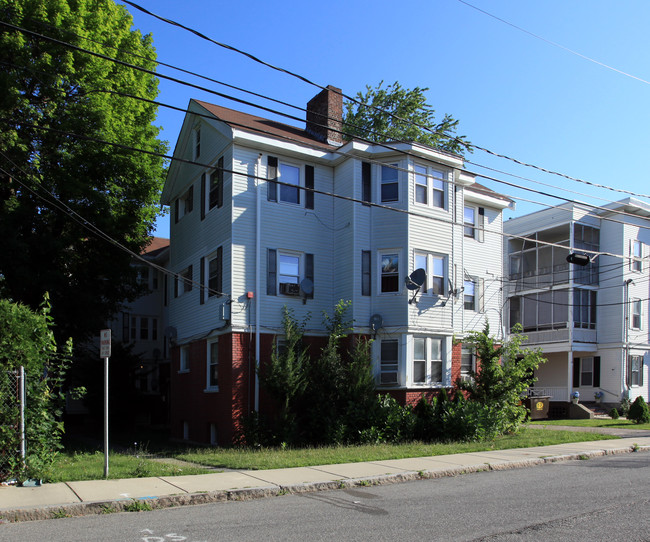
[{"xmin": 305, "ymin": 85, "xmax": 343, "ymax": 146}]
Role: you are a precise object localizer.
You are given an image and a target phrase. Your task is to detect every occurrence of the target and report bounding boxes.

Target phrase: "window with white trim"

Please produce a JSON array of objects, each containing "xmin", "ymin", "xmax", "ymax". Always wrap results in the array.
[
  {"xmin": 279, "ymin": 162, "xmax": 301, "ymax": 204},
  {"xmin": 381, "ymin": 163, "xmax": 399, "ymax": 203},
  {"xmin": 179, "ymin": 345, "xmax": 189, "ymax": 372},
  {"xmin": 209, "ymin": 156, "xmax": 224, "ymax": 211},
  {"xmin": 415, "ymin": 252, "xmax": 446, "ymax": 296},
  {"xmin": 206, "ymin": 339, "xmax": 218, "ymax": 390},
  {"xmin": 629, "ymin": 355, "xmax": 644, "ymax": 387},
  {"xmin": 632, "ymin": 299, "xmax": 642, "ymax": 329},
  {"xmin": 464, "ymin": 280, "xmax": 476, "ymax": 311},
  {"xmin": 580, "ymin": 356, "xmax": 593, "ymax": 387},
  {"xmin": 380, "ymin": 339, "xmax": 399, "ymax": 385},
  {"xmin": 464, "ymin": 206, "xmax": 475, "ymax": 238},
  {"xmin": 461, "ymin": 346, "xmax": 475, "ymax": 379},
  {"xmin": 380, "ymin": 252, "xmax": 400, "ymax": 293},
  {"xmin": 267, "ymin": 249, "xmax": 314, "ymax": 298},
  {"xmin": 194, "ymin": 127, "xmax": 201, "ymax": 159},
  {"xmin": 413, "ymin": 337, "xmax": 443, "ymax": 385},
  {"xmin": 414, "ymin": 164, "xmax": 446, "ymax": 209},
  {"xmin": 632, "ymin": 240, "xmax": 643, "ymax": 272},
  {"xmin": 573, "ymin": 288, "xmax": 597, "ymax": 329},
  {"xmin": 176, "ymin": 265, "xmax": 193, "ymax": 296}
]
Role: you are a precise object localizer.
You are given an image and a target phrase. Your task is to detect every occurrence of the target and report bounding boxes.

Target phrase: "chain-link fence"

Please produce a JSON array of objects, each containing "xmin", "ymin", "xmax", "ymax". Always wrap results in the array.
[{"xmin": 0, "ymin": 368, "xmax": 25, "ymax": 482}]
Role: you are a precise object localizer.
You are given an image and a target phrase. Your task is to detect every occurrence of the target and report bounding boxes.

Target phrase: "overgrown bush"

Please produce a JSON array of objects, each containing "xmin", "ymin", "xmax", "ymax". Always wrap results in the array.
[
  {"xmin": 458, "ymin": 324, "xmax": 545, "ymax": 435},
  {"xmin": 628, "ymin": 396, "xmax": 650, "ymax": 424},
  {"xmin": 0, "ymin": 295, "xmax": 75, "ymax": 481}
]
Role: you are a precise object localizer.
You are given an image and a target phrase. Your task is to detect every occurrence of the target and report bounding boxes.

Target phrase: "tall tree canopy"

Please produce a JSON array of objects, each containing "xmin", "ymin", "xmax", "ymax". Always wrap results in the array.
[
  {"xmin": 342, "ymin": 81, "xmax": 469, "ymax": 155},
  {"xmin": 0, "ymin": 0, "xmax": 167, "ymax": 343}
]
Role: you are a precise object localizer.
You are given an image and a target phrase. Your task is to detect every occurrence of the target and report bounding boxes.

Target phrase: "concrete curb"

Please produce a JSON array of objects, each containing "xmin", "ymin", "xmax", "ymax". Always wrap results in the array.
[{"xmin": 1, "ymin": 444, "xmax": 646, "ymax": 524}]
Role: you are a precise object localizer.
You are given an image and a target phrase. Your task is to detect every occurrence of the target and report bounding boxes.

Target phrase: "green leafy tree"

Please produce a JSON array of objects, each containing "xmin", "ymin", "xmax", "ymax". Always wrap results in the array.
[
  {"xmin": 458, "ymin": 324, "xmax": 545, "ymax": 434},
  {"xmin": 0, "ymin": 295, "xmax": 76, "ymax": 481},
  {"xmin": 0, "ymin": 0, "xmax": 167, "ymax": 344},
  {"xmin": 257, "ymin": 307, "xmax": 310, "ymax": 443},
  {"xmin": 342, "ymin": 81, "xmax": 469, "ymax": 155}
]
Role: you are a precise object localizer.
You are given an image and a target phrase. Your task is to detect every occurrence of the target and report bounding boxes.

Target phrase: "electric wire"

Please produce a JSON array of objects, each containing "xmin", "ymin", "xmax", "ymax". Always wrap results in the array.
[{"xmin": 115, "ymin": 1, "xmax": 650, "ymax": 200}]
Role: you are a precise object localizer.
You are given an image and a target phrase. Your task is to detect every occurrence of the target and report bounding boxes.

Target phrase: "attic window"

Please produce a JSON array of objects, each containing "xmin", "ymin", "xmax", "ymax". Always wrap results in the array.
[{"xmin": 194, "ymin": 127, "xmax": 201, "ymax": 159}]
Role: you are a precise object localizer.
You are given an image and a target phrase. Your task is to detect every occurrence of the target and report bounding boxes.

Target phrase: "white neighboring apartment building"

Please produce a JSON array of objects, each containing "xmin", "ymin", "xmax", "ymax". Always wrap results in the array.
[
  {"xmin": 504, "ymin": 199, "xmax": 650, "ymax": 409},
  {"xmin": 161, "ymin": 86, "xmax": 513, "ymax": 444}
]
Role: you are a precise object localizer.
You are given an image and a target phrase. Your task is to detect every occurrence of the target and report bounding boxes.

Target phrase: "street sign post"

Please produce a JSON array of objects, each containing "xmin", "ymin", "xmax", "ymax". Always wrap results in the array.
[{"xmin": 100, "ymin": 329, "xmax": 111, "ymax": 479}]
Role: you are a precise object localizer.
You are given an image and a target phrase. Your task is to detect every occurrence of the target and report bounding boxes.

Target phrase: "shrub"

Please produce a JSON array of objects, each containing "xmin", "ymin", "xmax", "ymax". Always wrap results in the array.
[
  {"xmin": 628, "ymin": 396, "xmax": 650, "ymax": 424},
  {"xmin": 619, "ymin": 397, "xmax": 631, "ymax": 417},
  {"xmin": 609, "ymin": 408, "xmax": 620, "ymax": 420}
]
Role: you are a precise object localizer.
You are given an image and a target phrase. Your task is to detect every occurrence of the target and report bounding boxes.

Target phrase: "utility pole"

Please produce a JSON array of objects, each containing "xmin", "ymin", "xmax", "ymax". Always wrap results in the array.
[{"xmin": 100, "ymin": 329, "xmax": 111, "ymax": 479}]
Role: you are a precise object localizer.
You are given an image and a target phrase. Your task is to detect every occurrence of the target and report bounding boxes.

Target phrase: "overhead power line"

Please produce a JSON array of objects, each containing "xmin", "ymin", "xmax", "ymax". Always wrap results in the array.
[
  {"xmin": 115, "ymin": 2, "xmax": 650, "ymax": 201},
  {"xmin": 455, "ymin": 0, "xmax": 650, "ymax": 86}
]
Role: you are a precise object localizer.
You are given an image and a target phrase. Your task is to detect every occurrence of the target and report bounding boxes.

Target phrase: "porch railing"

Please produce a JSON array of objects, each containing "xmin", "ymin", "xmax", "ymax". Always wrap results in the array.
[{"xmin": 526, "ymin": 387, "xmax": 568, "ymax": 402}]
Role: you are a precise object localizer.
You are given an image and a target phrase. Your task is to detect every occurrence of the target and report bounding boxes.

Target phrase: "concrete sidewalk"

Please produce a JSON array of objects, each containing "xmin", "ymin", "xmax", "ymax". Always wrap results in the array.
[{"xmin": 2, "ymin": 435, "xmax": 650, "ymax": 523}]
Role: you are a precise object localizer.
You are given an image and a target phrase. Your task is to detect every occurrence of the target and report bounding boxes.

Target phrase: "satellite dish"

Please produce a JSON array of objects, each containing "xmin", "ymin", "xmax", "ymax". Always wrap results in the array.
[
  {"xmin": 370, "ymin": 314, "xmax": 383, "ymax": 332},
  {"xmin": 406, "ymin": 268, "xmax": 426, "ymax": 290},
  {"xmin": 300, "ymin": 278, "xmax": 314, "ymax": 296}
]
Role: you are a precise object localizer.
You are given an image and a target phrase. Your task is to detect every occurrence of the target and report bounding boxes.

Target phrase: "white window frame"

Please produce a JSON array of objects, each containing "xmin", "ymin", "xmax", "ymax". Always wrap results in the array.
[
  {"xmin": 415, "ymin": 251, "xmax": 447, "ymax": 296},
  {"xmin": 380, "ymin": 163, "xmax": 399, "ymax": 203},
  {"xmin": 580, "ymin": 356, "xmax": 594, "ymax": 387},
  {"xmin": 464, "ymin": 206, "xmax": 476, "ymax": 238},
  {"xmin": 461, "ymin": 346, "xmax": 475, "ymax": 380},
  {"xmin": 206, "ymin": 251, "xmax": 221, "ymax": 300},
  {"xmin": 379, "ymin": 338, "xmax": 399, "ymax": 385},
  {"xmin": 193, "ymin": 126, "xmax": 201, "ymax": 159},
  {"xmin": 206, "ymin": 339, "xmax": 219, "ymax": 391},
  {"xmin": 179, "ymin": 345, "xmax": 190, "ymax": 373},
  {"xmin": 629, "ymin": 355, "xmax": 644, "ymax": 387},
  {"xmin": 412, "ymin": 336, "xmax": 444, "ymax": 386},
  {"xmin": 632, "ymin": 299, "xmax": 642, "ymax": 329},
  {"xmin": 632, "ymin": 240, "xmax": 643, "ymax": 273},
  {"xmin": 464, "ymin": 279, "xmax": 477, "ymax": 311},
  {"xmin": 178, "ymin": 266, "xmax": 193, "ymax": 295},
  {"xmin": 379, "ymin": 250, "xmax": 400, "ymax": 294},
  {"xmin": 178, "ymin": 186, "xmax": 193, "ymax": 220},
  {"xmin": 413, "ymin": 163, "xmax": 447, "ymax": 209},
  {"xmin": 278, "ymin": 161, "xmax": 301, "ymax": 205}
]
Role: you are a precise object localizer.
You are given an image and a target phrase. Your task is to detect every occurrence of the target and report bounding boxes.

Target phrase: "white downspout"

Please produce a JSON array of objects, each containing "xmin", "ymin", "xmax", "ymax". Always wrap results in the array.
[{"xmin": 254, "ymin": 153, "xmax": 262, "ymax": 412}]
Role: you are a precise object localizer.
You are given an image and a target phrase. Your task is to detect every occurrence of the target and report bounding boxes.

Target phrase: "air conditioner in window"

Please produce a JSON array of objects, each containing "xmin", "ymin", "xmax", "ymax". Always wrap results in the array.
[{"xmin": 279, "ymin": 282, "xmax": 301, "ymax": 296}]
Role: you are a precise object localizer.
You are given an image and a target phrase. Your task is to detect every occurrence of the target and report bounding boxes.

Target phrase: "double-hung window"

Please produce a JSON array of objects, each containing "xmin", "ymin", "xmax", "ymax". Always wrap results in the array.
[
  {"xmin": 413, "ymin": 337, "xmax": 443, "ymax": 385},
  {"xmin": 464, "ymin": 280, "xmax": 476, "ymax": 311},
  {"xmin": 573, "ymin": 289, "xmax": 597, "ymax": 329},
  {"xmin": 176, "ymin": 265, "xmax": 193, "ymax": 296},
  {"xmin": 175, "ymin": 186, "xmax": 194, "ymax": 222},
  {"xmin": 206, "ymin": 339, "xmax": 218, "ymax": 390},
  {"xmin": 464, "ymin": 206, "xmax": 476, "ymax": 238},
  {"xmin": 415, "ymin": 252, "xmax": 446, "ymax": 295},
  {"xmin": 194, "ymin": 127, "xmax": 201, "ymax": 159},
  {"xmin": 179, "ymin": 345, "xmax": 189, "ymax": 372},
  {"xmin": 381, "ymin": 163, "xmax": 399, "ymax": 203},
  {"xmin": 380, "ymin": 339, "xmax": 399, "ymax": 385},
  {"xmin": 279, "ymin": 162, "xmax": 300, "ymax": 204},
  {"xmin": 461, "ymin": 346, "xmax": 475, "ymax": 380},
  {"xmin": 209, "ymin": 157, "xmax": 224, "ymax": 210},
  {"xmin": 267, "ymin": 249, "xmax": 314, "ymax": 297},
  {"xmin": 632, "ymin": 299, "xmax": 642, "ymax": 329},
  {"xmin": 629, "ymin": 355, "xmax": 644, "ymax": 387},
  {"xmin": 573, "ymin": 356, "xmax": 600, "ymax": 387},
  {"xmin": 201, "ymin": 247, "xmax": 223, "ymax": 303},
  {"xmin": 380, "ymin": 252, "xmax": 400, "ymax": 293},
  {"xmin": 414, "ymin": 164, "xmax": 446, "ymax": 208},
  {"xmin": 632, "ymin": 240, "xmax": 643, "ymax": 272}
]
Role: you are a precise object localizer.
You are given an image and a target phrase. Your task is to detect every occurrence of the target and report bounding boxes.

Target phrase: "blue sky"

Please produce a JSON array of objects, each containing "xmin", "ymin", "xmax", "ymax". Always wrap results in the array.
[{"xmin": 120, "ymin": 0, "xmax": 650, "ymax": 238}]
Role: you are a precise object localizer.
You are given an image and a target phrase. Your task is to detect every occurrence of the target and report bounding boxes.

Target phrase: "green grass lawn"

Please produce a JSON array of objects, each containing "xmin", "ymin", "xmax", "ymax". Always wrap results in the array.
[
  {"xmin": 48, "ymin": 451, "xmax": 212, "ymax": 483},
  {"xmin": 49, "ymin": 427, "xmax": 617, "ymax": 482},
  {"xmin": 176, "ymin": 427, "xmax": 615, "ymax": 471},
  {"xmin": 531, "ymin": 418, "xmax": 650, "ymax": 430}
]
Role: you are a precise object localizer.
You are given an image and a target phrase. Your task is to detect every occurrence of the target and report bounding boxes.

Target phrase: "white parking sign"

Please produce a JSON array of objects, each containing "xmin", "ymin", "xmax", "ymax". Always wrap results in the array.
[{"xmin": 100, "ymin": 329, "xmax": 111, "ymax": 358}]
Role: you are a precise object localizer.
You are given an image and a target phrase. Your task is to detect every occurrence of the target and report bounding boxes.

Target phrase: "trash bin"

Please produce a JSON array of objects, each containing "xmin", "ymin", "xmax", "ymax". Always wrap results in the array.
[{"xmin": 525, "ymin": 396, "xmax": 551, "ymax": 420}]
